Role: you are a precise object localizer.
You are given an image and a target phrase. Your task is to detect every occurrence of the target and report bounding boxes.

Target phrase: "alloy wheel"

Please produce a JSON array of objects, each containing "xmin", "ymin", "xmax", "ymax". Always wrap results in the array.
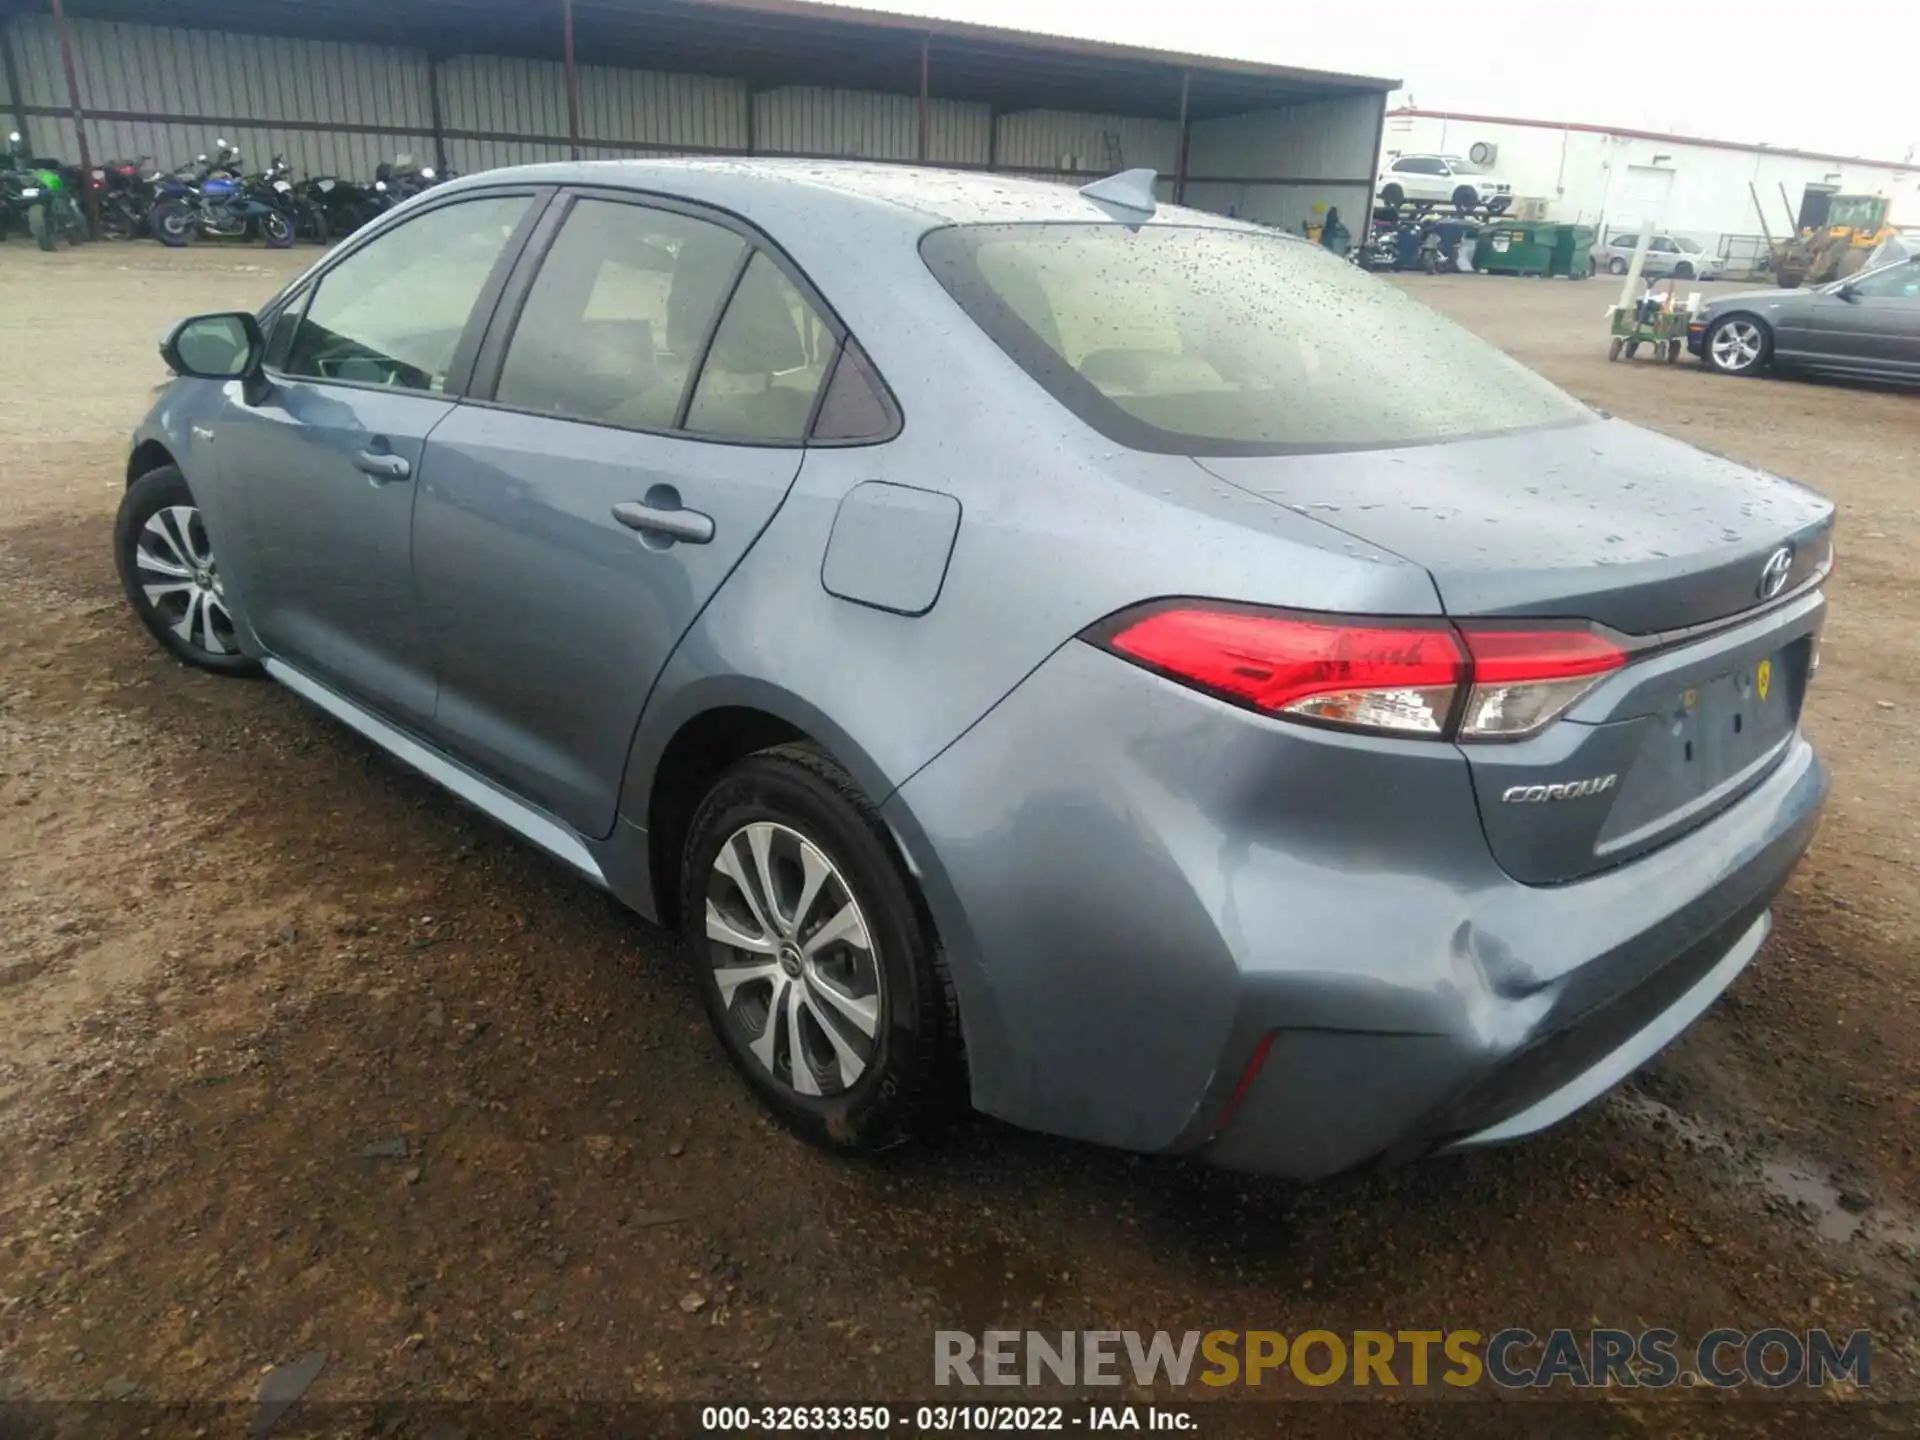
[
  {"xmin": 1711, "ymin": 319, "xmax": 1764, "ymax": 373},
  {"xmin": 134, "ymin": 504, "xmax": 237, "ymax": 655},
  {"xmin": 704, "ymin": 820, "xmax": 882, "ymax": 1098}
]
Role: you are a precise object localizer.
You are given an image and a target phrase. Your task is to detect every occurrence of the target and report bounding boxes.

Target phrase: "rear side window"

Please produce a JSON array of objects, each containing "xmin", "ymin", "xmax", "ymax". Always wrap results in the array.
[
  {"xmin": 922, "ymin": 222, "xmax": 1588, "ymax": 456},
  {"xmin": 496, "ymin": 198, "xmax": 747, "ymax": 429},
  {"xmin": 810, "ymin": 339, "xmax": 900, "ymax": 443},
  {"xmin": 683, "ymin": 253, "xmax": 835, "ymax": 442}
]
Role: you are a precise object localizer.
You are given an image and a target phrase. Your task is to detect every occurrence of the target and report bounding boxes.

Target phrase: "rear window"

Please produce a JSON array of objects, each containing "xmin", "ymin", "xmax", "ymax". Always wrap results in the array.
[{"xmin": 922, "ymin": 223, "xmax": 1589, "ymax": 455}]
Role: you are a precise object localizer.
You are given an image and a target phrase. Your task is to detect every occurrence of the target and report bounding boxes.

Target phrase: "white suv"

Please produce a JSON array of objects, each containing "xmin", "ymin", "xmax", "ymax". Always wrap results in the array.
[{"xmin": 1378, "ymin": 154, "xmax": 1513, "ymax": 214}]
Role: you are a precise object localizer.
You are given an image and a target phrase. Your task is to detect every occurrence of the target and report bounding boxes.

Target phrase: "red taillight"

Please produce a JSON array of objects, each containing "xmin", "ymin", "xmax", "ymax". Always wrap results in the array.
[
  {"xmin": 1455, "ymin": 627, "xmax": 1628, "ymax": 739},
  {"xmin": 1103, "ymin": 607, "xmax": 1467, "ymax": 737},
  {"xmin": 1094, "ymin": 604, "xmax": 1629, "ymax": 741}
]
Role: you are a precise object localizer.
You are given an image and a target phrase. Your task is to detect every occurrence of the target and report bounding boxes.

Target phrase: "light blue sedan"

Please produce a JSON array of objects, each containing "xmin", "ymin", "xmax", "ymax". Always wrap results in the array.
[{"xmin": 118, "ymin": 161, "xmax": 1830, "ymax": 1177}]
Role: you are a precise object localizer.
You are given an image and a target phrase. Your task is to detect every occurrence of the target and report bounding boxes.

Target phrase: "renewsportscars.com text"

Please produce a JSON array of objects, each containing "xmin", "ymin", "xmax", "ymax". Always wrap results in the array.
[{"xmin": 934, "ymin": 1327, "xmax": 1872, "ymax": 1390}]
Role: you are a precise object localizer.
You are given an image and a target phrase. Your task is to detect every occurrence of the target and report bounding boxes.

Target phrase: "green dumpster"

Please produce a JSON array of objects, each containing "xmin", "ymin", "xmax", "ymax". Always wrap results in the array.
[
  {"xmin": 1474, "ymin": 223, "xmax": 1553, "ymax": 275},
  {"xmin": 1548, "ymin": 223, "xmax": 1597, "ymax": 278}
]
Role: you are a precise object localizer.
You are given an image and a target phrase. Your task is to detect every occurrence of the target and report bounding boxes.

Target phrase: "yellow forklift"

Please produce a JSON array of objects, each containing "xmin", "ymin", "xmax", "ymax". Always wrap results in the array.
[{"xmin": 1761, "ymin": 189, "xmax": 1897, "ymax": 288}]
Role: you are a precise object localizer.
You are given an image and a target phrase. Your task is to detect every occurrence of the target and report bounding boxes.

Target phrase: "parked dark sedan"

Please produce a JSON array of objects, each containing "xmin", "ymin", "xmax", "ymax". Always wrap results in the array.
[{"xmin": 1689, "ymin": 254, "xmax": 1920, "ymax": 381}]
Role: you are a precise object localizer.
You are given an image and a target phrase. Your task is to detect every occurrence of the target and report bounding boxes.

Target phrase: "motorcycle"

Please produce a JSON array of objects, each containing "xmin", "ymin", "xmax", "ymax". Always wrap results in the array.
[
  {"xmin": 366, "ymin": 154, "xmax": 450, "ymax": 216},
  {"xmin": 148, "ymin": 141, "xmax": 294, "ymax": 248},
  {"xmin": 297, "ymin": 174, "xmax": 380, "ymax": 240},
  {"xmin": 89, "ymin": 156, "xmax": 159, "ymax": 240},
  {"xmin": 253, "ymin": 153, "xmax": 328, "ymax": 244},
  {"xmin": 1, "ymin": 131, "xmax": 88, "ymax": 250}
]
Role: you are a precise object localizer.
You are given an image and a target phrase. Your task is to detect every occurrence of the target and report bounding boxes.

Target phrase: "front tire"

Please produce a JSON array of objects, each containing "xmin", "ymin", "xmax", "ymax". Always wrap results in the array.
[
  {"xmin": 259, "ymin": 210, "xmax": 295, "ymax": 248},
  {"xmin": 1705, "ymin": 314, "xmax": 1771, "ymax": 376},
  {"xmin": 1452, "ymin": 184, "xmax": 1478, "ymax": 213},
  {"xmin": 681, "ymin": 745, "xmax": 962, "ymax": 1154},
  {"xmin": 28, "ymin": 206, "xmax": 53, "ymax": 252},
  {"xmin": 1673, "ymin": 260, "xmax": 1695, "ymax": 280},
  {"xmin": 114, "ymin": 466, "xmax": 259, "ymax": 675}
]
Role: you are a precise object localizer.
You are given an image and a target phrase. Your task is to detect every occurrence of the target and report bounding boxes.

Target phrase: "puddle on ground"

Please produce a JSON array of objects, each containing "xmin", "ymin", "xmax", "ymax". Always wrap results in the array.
[{"xmin": 1613, "ymin": 1091, "xmax": 1920, "ymax": 1259}]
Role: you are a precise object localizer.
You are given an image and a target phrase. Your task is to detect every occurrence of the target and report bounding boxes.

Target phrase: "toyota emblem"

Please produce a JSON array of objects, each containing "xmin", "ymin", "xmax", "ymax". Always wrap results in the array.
[{"xmin": 1758, "ymin": 546, "xmax": 1794, "ymax": 600}]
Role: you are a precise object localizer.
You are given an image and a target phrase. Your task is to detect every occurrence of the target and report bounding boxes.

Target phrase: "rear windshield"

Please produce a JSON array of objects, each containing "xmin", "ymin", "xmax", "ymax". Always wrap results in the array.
[{"xmin": 921, "ymin": 222, "xmax": 1589, "ymax": 456}]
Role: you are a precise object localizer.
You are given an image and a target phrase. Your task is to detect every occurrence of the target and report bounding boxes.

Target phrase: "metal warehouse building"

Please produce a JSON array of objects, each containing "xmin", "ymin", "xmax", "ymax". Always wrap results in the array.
[
  {"xmin": 0, "ymin": 0, "xmax": 1394, "ymax": 232},
  {"xmin": 1384, "ymin": 108, "xmax": 1920, "ymax": 273}
]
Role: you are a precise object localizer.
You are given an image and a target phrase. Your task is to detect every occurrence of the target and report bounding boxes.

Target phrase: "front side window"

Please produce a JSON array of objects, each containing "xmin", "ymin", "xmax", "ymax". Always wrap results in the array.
[
  {"xmin": 1850, "ymin": 258, "xmax": 1920, "ymax": 299},
  {"xmin": 922, "ymin": 222, "xmax": 1589, "ymax": 455},
  {"xmin": 496, "ymin": 198, "xmax": 747, "ymax": 428},
  {"xmin": 263, "ymin": 286, "xmax": 309, "ymax": 370},
  {"xmin": 683, "ymin": 253, "xmax": 835, "ymax": 442},
  {"xmin": 284, "ymin": 195, "xmax": 531, "ymax": 390}
]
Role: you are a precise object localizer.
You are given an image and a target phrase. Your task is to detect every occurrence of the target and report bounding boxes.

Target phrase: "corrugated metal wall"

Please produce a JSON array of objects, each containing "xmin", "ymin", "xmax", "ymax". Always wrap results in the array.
[
  {"xmin": 1, "ymin": 12, "xmax": 1380, "ymax": 217},
  {"xmin": 752, "ymin": 88, "xmax": 988, "ymax": 165},
  {"xmin": 7, "ymin": 15, "xmax": 429, "ymax": 178},
  {"xmin": 1181, "ymin": 92, "xmax": 1378, "ymax": 234},
  {"xmin": 994, "ymin": 110, "xmax": 1179, "ymax": 174}
]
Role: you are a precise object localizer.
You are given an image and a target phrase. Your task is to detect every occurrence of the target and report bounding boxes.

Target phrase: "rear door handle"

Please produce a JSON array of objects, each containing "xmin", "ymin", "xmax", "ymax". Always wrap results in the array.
[
  {"xmin": 354, "ymin": 450, "xmax": 411, "ymax": 481},
  {"xmin": 612, "ymin": 500, "xmax": 714, "ymax": 545}
]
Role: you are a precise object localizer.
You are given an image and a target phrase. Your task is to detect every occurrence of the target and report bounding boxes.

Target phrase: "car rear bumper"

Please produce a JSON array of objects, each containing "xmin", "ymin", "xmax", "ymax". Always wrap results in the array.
[{"xmin": 886, "ymin": 640, "xmax": 1827, "ymax": 1179}]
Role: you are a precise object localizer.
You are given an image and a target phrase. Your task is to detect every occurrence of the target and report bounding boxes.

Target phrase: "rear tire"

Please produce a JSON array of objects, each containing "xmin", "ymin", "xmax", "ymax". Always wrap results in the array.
[
  {"xmin": 98, "ymin": 202, "xmax": 137, "ymax": 241},
  {"xmin": 1608, "ymin": 256, "xmax": 1628, "ymax": 275},
  {"xmin": 1380, "ymin": 182, "xmax": 1404, "ymax": 209},
  {"xmin": 151, "ymin": 200, "xmax": 194, "ymax": 247},
  {"xmin": 680, "ymin": 744, "xmax": 963, "ymax": 1155},
  {"xmin": 114, "ymin": 466, "xmax": 260, "ymax": 676}
]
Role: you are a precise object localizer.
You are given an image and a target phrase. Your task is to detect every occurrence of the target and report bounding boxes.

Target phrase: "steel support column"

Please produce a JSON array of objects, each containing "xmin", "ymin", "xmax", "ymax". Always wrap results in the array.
[
  {"xmin": 47, "ymin": 0, "xmax": 96, "ymax": 226},
  {"xmin": 1172, "ymin": 68, "xmax": 1191, "ymax": 204},
  {"xmin": 561, "ymin": 0, "xmax": 582, "ymax": 161},
  {"xmin": 916, "ymin": 33, "xmax": 929, "ymax": 164},
  {"xmin": 426, "ymin": 54, "xmax": 448, "ymax": 174}
]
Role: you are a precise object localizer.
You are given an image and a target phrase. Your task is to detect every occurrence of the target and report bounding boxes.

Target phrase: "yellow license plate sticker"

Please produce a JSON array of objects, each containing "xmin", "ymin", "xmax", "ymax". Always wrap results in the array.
[{"xmin": 1757, "ymin": 658, "xmax": 1772, "ymax": 702}]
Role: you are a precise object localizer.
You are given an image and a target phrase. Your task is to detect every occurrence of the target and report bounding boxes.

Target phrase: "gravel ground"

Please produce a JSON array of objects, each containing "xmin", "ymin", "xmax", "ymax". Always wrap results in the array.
[{"xmin": 0, "ymin": 243, "xmax": 1915, "ymax": 1434}]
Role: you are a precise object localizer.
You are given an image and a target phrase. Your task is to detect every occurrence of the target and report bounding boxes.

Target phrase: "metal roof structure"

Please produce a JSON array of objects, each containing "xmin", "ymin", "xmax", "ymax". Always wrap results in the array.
[
  {"xmin": 3, "ymin": 0, "xmax": 1393, "ymax": 231},
  {"xmin": 17, "ymin": 0, "xmax": 1396, "ymax": 121}
]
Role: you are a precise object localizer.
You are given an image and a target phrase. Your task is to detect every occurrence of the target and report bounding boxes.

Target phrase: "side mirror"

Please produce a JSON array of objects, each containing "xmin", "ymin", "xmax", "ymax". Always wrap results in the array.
[
  {"xmin": 161, "ymin": 311, "xmax": 265, "ymax": 381},
  {"xmin": 1835, "ymin": 282, "xmax": 1859, "ymax": 302}
]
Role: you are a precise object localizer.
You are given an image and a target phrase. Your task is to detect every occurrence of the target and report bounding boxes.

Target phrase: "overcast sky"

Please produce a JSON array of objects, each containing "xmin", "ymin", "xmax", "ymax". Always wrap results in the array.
[{"xmin": 844, "ymin": 0, "xmax": 1918, "ymax": 164}]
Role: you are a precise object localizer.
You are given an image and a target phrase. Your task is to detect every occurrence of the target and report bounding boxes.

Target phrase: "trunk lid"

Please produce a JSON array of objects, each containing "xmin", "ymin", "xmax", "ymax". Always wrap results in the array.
[
  {"xmin": 1198, "ymin": 418, "xmax": 1834, "ymax": 883},
  {"xmin": 1197, "ymin": 418, "xmax": 1832, "ymax": 635}
]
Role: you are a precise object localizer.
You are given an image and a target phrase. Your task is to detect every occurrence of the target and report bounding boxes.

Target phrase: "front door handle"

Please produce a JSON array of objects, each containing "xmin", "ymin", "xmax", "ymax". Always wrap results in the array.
[
  {"xmin": 612, "ymin": 500, "xmax": 714, "ymax": 545},
  {"xmin": 354, "ymin": 450, "xmax": 411, "ymax": 482}
]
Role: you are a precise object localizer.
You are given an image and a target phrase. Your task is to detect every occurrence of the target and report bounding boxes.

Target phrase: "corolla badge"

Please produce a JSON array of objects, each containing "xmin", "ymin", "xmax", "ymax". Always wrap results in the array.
[
  {"xmin": 1502, "ymin": 775, "xmax": 1618, "ymax": 804},
  {"xmin": 1758, "ymin": 546, "xmax": 1794, "ymax": 600}
]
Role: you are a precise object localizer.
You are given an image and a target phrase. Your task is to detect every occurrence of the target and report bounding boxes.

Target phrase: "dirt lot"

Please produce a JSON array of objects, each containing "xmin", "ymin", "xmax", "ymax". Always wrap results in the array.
[{"xmin": 0, "ymin": 243, "xmax": 1916, "ymax": 1434}]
